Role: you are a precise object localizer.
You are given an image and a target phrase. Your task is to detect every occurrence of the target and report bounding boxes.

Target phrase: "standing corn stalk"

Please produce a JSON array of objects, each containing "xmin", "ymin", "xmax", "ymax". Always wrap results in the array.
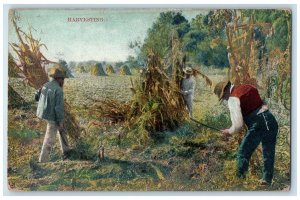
[
  {"xmin": 226, "ymin": 15, "xmax": 271, "ymax": 85},
  {"xmin": 9, "ymin": 13, "xmax": 81, "ymax": 140},
  {"xmin": 208, "ymin": 10, "xmax": 273, "ymax": 170}
]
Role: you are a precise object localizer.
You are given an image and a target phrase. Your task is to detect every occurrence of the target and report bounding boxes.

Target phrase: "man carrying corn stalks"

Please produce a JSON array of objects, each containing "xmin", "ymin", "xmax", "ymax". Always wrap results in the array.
[
  {"xmin": 181, "ymin": 67, "xmax": 196, "ymax": 118},
  {"xmin": 214, "ymin": 81, "xmax": 278, "ymax": 185},
  {"xmin": 37, "ymin": 65, "xmax": 70, "ymax": 162}
]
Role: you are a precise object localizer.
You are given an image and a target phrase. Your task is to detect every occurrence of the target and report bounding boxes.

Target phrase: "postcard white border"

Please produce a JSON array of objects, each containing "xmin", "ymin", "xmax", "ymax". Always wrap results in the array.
[{"xmin": 1, "ymin": 2, "xmax": 298, "ymax": 199}]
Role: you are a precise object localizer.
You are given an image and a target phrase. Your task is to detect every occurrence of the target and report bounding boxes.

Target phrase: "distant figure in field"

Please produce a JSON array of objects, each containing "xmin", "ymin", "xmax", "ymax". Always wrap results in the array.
[
  {"xmin": 181, "ymin": 67, "xmax": 196, "ymax": 118},
  {"xmin": 214, "ymin": 81, "xmax": 278, "ymax": 185},
  {"xmin": 37, "ymin": 65, "xmax": 70, "ymax": 163}
]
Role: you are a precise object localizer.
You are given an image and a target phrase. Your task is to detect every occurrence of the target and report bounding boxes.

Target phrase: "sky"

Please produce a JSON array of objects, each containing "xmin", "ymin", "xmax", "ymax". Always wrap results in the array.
[{"xmin": 8, "ymin": 8, "xmax": 208, "ymax": 63}]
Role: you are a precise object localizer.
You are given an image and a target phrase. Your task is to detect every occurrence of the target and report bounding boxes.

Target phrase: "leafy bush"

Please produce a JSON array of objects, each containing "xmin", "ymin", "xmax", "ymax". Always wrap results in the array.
[{"xmin": 9, "ymin": 128, "xmax": 41, "ymax": 140}]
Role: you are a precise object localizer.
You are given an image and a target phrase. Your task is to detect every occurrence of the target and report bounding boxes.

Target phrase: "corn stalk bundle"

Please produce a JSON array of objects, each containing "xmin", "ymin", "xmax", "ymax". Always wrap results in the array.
[
  {"xmin": 127, "ymin": 33, "xmax": 188, "ymax": 144},
  {"xmin": 8, "ymin": 53, "xmax": 22, "ymax": 78},
  {"xmin": 119, "ymin": 65, "xmax": 132, "ymax": 75},
  {"xmin": 77, "ymin": 66, "xmax": 86, "ymax": 73},
  {"xmin": 9, "ymin": 16, "xmax": 80, "ymax": 140},
  {"xmin": 91, "ymin": 63, "xmax": 107, "ymax": 76},
  {"xmin": 8, "ymin": 84, "xmax": 28, "ymax": 109},
  {"xmin": 9, "ymin": 18, "xmax": 53, "ymax": 89},
  {"xmin": 105, "ymin": 64, "xmax": 115, "ymax": 75}
]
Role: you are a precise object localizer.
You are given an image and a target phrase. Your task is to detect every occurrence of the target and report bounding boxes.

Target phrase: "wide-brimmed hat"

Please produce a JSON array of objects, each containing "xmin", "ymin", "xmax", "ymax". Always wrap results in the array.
[
  {"xmin": 183, "ymin": 67, "xmax": 193, "ymax": 75},
  {"xmin": 214, "ymin": 81, "xmax": 230, "ymax": 100},
  {"xmin": 48, "ymin": 65, "xmax": 66, "ymax": 78}
]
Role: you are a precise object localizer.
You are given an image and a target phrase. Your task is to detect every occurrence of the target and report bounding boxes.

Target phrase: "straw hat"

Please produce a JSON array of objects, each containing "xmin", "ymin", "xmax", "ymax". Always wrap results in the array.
[
  {"xmin": 48, "ymin": 65, "xmax": 66, "ymax": 78},
  {"xmin": 183, "ymin": 67, "xmax": 193, "ymax": 75},
  {"xmin": 214, "ymin": 81, "xmax": 230, "ymax": 100}
]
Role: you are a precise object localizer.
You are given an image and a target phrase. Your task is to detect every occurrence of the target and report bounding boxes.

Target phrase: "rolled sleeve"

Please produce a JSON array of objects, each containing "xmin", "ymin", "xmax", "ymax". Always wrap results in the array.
[
  {"xmin": 228, "ymin": 97, "xmax": 244, "ymax": 134},
  {"xmin": 54, "ymin": 89, "xmax": 64, "ymax": 123}
]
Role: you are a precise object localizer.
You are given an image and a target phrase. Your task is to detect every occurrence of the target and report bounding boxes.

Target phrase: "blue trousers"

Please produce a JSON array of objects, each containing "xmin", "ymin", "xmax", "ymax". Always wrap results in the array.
[{"xmin": 237, "ymin": 110, "xmax": 278, "ymax": 183}]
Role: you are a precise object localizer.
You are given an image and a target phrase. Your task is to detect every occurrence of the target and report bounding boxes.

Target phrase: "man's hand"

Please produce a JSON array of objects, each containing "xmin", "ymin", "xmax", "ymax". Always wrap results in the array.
[
  {"xmin": 221, "ymin": 129, "xmax": 231, "ymax": 138},
  {"xmin": 59, "ymin": 122, "xmax": 64, "ymax": 132},
  {"xmin": 181, "ymin": 90, "xmax": 187, "ymax": 95}
]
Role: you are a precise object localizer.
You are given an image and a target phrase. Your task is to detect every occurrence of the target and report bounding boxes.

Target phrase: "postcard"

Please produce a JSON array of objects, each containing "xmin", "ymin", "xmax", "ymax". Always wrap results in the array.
[{"xmin": 7, "ymin": 7, "xmax": 291, "ymax": 192}]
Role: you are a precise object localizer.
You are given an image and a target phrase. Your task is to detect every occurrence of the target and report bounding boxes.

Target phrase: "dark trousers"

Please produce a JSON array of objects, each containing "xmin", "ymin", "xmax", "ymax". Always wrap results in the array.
[{"xmin": 237, "ymin": 110, "xmax": 278, "ymax": 183}]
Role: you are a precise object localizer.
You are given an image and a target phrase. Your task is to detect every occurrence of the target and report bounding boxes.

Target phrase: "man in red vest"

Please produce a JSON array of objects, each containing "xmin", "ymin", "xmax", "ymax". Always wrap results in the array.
[{"xmin": 214, "ymin": 81, "xmax": 278, "ymax": 185}]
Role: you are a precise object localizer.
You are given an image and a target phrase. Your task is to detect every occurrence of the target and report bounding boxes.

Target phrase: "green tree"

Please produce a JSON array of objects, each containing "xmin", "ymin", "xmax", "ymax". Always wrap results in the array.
[
  {"xmin": 124, "ymin": 55, "xmax": 139, "ymax": 69},
  {"xmin": 140, "ymin": 11, "xmax": 190, "ymax": 60},
  {"xmin": 184, "ymin": 13, "xmax": 229, "ymax": 68},
  {"xmin": 244, "ymin": 10, "xmax": 291, "ymax": 51}
]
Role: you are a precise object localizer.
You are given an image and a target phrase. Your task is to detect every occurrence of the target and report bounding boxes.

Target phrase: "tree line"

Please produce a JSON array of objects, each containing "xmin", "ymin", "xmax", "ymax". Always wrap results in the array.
[{"xmin": 128, "ymin": 10, "xmax": 290, "ymax": 70}]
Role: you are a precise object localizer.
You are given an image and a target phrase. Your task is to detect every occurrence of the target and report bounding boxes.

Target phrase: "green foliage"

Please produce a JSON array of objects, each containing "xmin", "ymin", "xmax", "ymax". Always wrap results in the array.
[
  {"xmin": 242, "ymin": 9, "xmax": 291, "ymax": 51},
  {"xmin": 37, "ymin": 185, "xmax": 58, "ymax": 191},
  {"xmin": 9, "ymin": 128, "xmax": 41, "ymax": 140},
  {"xmin": 124, "ymin": 55, "xmax": 140, "ymax": 69},
  {"xmin": 183, "ymin": 13, "xmax": 229, "ymax": 68},
  {"xmin": 140, "ymin": 11, "xmax": 190, "ymax": 60}
]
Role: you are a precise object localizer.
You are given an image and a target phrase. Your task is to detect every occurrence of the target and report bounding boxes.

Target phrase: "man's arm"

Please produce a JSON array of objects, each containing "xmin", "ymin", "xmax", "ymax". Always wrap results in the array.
[
  {"xmin": 227, "ymin": 97, "xmax": 244, "ymax": 134},
  {"xmin": 55, "ymin": 89, "xmax": 64, "ymax": 125}
]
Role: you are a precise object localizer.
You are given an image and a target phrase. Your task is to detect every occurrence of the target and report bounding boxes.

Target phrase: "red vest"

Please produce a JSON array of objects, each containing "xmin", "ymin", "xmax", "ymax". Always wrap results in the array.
[{"xmin": 230, "ymin": 84, "xmax": 263, "ymax": 117}]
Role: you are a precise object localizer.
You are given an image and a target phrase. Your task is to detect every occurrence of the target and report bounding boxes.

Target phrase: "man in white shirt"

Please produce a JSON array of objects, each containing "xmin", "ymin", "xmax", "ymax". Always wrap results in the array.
[
  {"xmin": 214, "ymin": 81, "xmax": 278, "ymax": 185},
  {"xmin": 181, "ymin": 67, "xmax": 196, "ymax": 118}
]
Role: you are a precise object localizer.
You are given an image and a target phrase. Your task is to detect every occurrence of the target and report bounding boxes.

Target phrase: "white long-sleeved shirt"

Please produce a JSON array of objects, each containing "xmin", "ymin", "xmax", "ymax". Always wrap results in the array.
[
  {"xmin": 228, "ymin": 97, "xmax": 244, "ymax": 134},
  {"xmin": 227, "ymin": 84, "xmax": 244, "ymax": 134}
]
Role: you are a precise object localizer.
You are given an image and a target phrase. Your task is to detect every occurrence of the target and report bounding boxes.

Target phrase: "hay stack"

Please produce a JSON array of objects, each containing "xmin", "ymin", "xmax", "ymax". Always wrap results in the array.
[
  {"xmin": 9, "ymin": 16, "xmax": 80, "ymax": 140},
  {"xmin": 77, "ymin": 66, "xmax": 86, "ymax": 73},
  {"xmin": 8, "ymin": 84, "xmax": 28, "ymax": 109},
  {"xmin": 119, "ymin": 65, "xmax": 132, "ymax": 75},
  {"xmin": 8, "ymin": 53, "xmax": 21, "ymax": 78},
  {"xmin": 91, "ymin": 63, "xmax": 107, "ymax": 76},
  {"xmin": 105, "ymin": 64, "xmax": 115, "ymax": 75}
]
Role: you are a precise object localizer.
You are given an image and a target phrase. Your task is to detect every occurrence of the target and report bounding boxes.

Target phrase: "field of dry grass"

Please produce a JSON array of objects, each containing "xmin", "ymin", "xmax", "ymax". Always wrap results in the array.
[{"xmin": 7, "ymin": 71, "xmax": 291, "ymax": 192}]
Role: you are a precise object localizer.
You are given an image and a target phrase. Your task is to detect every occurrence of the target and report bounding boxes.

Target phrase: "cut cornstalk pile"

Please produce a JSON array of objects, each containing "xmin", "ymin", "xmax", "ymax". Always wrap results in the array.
[
  {"xmin": 9, "ymin": 15, "xmax": 81, "ymax": 140},
  {"xmin": 89, "ymin": 99, "xmax": 131, "ymax": 123}
]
